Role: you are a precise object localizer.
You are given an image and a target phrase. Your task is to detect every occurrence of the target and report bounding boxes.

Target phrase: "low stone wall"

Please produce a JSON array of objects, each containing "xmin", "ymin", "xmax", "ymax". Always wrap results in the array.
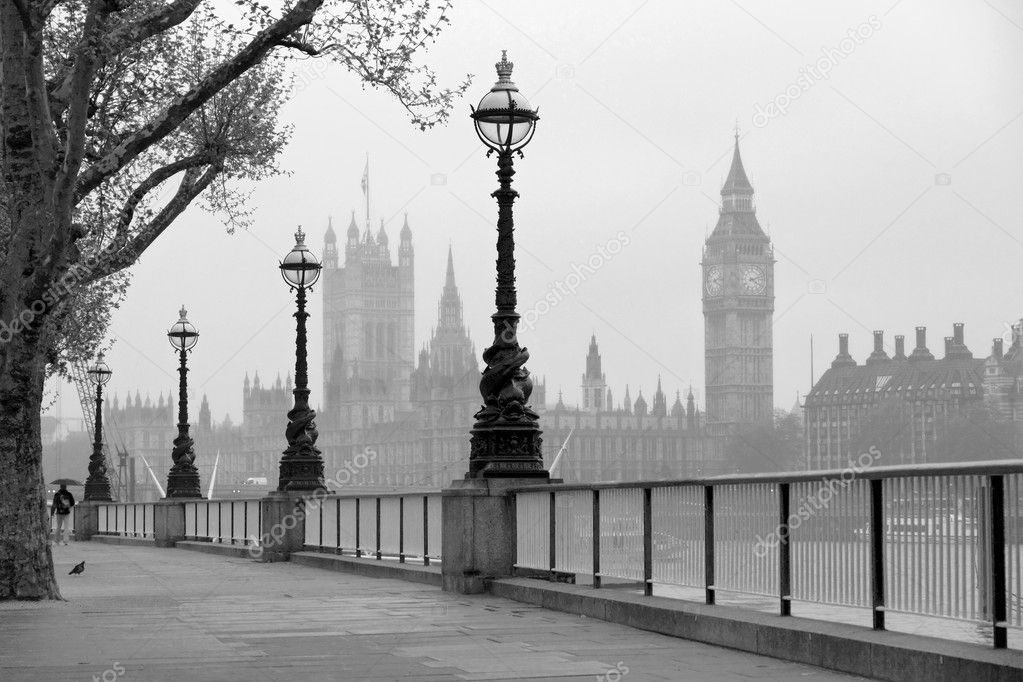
[
  {"xmin": 291, "ymin": 551, "xmax": 442, "ymax": 587},
  {"xmin": 90, "ymin": 535, "xmax": 155, "ymax": 547},
  {"xmin": 490, "ymin": 578, "xmax": 1023, "ymax": 682}
]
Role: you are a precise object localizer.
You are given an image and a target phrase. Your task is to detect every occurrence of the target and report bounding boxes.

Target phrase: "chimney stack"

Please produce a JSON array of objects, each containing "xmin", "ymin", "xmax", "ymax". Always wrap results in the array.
[
  {"xmin": 993, "ymin": 338, "xmax": 1004, "ymax": 360},
  {"xmin": 944, "ymin": 336, "xmax": 953, "ymax": 358},
  {"xmin": 894, "ymin": 335, "xmax": 906, "ymax": 360},
  {"xmin": 909, "ymin": 326, "xmax": 935, "ymax": 361},
  {"xmin": 831, "ymin": 333, "xmax": 856, "ymax": 368},
  {"xmin": 946, "ymin": 322, "xmax": 973, "ymax": 360},
  {"xmin": 866, "ymin": 330, "xmax": 890, "ymax": 365}
]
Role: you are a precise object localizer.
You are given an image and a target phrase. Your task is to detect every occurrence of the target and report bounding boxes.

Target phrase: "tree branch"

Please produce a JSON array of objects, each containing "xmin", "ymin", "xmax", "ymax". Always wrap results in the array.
[
  {"xmin": 74, "ymin": 0, "xmax": 323, "ymax": 204},
  {"xmin": 79, "ymin": 161, "xmax": 221, "ymax": 285},
  {"xmin": 49, "ymin": 0, "xmax": 204, "ymax": 109},
  {"xmin": 110, "ymin": 152, "xmax": 213, "ymax": 243},
  {"xmin": 278, "ymin": 39, "xmax": 320, "ymax": 56},
  {"xmin": 53, "ymin": 0, "xmax": 113, "ymax": 226}
]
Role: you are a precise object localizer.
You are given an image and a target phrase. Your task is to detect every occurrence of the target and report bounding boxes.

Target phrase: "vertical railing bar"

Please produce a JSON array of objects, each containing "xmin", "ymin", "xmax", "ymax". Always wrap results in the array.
[
  {"xmin": 549, "ymin": 491, "xmax": 557, "ymax": 572},
  {"xmin": 870, "ymin": 477, "xmax": 885, "ymax": 630},
  {"xmin": 705, "ymin": 485, "xmax": 715, "ymax": 605},
  {"xmin": 1016, "ymin": 476, "xmax": 1021, "ymax": 626},
  {"xmin": 592, "ymin": 489, "xmax": 601, "ymax": 589},
  {"xmin": 897, "ymin": 478, "xmax": 904, "ymax": 614},
  {"xmin": 927, "ymin": 476, "xmax": 935, "ymax": 616},
  {"xmin": 949, "ymin": 478, "xmax": 957, "ymax": 621},
  {"xmin": 643, "ymin": 487, "xmax": 653, "ymax": 597},
  {"xmin": 399, "ymin": 496, "xmax": 406, "ymax": 563},
  {"xmin": 910, "ymin": 478, "xmax": 917, "ymax": 614},
  {"xmin": 965, "ymin": 478, "xmax": 973, "ymax": 621},
  {"xmin": 990, "ymin": 474, "xmax": 1007, "ymax": 649},
  {"xmin": 779, "ymin": 482, "xmax": 791, "ymax": 616},
  {"xmin": 375, "ymin": 497, "xmax": 382, "ymax": 560},
  {"xmin": 355, "ymin": 498, "xmax": 362, "ymax": 557},
  {"xmin": 231, "ymin": 501, "xmax": 236, "ymax": 545},
  {"xmin": 423, "ymin": 496, "xmax": 430, "ymax": 566},
  {"xmin": 938, "ymin": 477, "xmax": 945, "ymax": 616},
  {"xmin": 920, "ymin": 477, "xmax": 926, "ymax": 615},
  {"xmin": 244, "ymin": 500, "xmax": 248, "ymax": 546},
  {"xmin": 336, "ymin": 498, "xmax": 342, "ymax": 554},
  {"xmin": 312, "ymin": 497, "xmax": 319, "ymax": 548}
]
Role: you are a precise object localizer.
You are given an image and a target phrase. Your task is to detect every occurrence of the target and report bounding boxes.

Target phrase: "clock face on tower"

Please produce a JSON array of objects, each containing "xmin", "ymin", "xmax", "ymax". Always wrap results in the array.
[
  {"xmin": 741, "ymin": 265, "xmax": 766, "ymax": 294},
  {"xmin": 705, "ymin": 265, "xmax": 723, "ymax": 296}
]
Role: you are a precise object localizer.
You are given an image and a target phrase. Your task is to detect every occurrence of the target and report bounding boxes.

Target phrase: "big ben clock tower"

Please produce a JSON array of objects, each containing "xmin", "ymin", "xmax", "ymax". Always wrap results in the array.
[{"xmin": 702, "ymin": 133, "xmax": 774, "ymax": 426}]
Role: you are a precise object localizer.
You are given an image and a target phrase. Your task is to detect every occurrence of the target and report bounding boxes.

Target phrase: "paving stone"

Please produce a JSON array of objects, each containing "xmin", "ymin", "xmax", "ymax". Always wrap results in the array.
[{"xmin": 0, "ymin": 543, "xmax": 869, "ymax": 681}]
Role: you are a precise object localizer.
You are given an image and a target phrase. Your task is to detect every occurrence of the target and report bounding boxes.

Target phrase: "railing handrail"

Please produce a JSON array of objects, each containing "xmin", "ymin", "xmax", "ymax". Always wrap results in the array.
[
  {"xmin": 509, "ymin": 459, "xmax": 1023, "ymax": 494},
  {"xmin": 304, "ymin": 490, "xmax": 443, "ymax": 501}
]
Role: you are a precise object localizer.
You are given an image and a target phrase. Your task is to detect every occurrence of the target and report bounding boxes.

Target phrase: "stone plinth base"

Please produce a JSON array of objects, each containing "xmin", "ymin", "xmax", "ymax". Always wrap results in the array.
[
  {"xmin": 153, "ymin": 499, "xmax": 186, "ymax": 547},
  {"xmin": 441, "ymin": 477, "xmax": 554, "ymax": 594},
  {"xmin": 258, "ymin": 492, "xmax": 307, "ymax": 562},
  {"xmin": 73, "ymin": 502, "xmax": 99, "ymax": 542}
]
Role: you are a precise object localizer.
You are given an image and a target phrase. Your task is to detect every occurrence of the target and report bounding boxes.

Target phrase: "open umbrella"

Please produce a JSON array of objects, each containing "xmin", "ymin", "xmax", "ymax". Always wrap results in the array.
[{"xmin": 49, "ymin": 478, "xmax": 84, "ymax": 486}]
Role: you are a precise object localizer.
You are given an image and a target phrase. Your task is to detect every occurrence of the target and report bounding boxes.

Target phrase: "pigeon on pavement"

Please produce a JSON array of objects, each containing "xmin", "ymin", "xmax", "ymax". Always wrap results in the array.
[{"xmin": 69, "ymin": 561, "xmax": 85, "ymax": 575}]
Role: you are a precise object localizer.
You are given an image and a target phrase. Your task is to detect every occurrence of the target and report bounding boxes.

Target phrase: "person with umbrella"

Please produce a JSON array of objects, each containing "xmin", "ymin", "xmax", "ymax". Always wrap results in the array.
[{"xmin": 49, "ymin": 479, "xmax": 80, "ymax": 545}]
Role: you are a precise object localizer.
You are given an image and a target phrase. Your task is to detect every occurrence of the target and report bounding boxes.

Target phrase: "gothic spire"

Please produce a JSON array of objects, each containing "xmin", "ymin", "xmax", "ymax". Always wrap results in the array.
[
  {"xmin": 721, "ymin": 131, "xmax": 753, "ymax": 196},
  {"xmin": 585, "ymin": 334, "xmax": 602, "ymax": 380},
  {"xmin": 444, "ymin": 244, "xmax": 456, "ymax": 291},
  {"xmin": 347, "ymin": 210, "xmax": 359, "ymax": 241},
  {"xmin": 400, "ymin": 212, "xmax": 412, "ymax": 242},
  {"xmin": 437, "ymin": 245, "xmax": 464, "ymax": 332}
]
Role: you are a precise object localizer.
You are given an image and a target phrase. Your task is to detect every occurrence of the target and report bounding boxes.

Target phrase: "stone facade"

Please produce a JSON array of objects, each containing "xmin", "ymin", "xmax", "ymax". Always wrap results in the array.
[{"xmin": 804, "ymin": 322, "xmax": 1023, "ymax": 469}]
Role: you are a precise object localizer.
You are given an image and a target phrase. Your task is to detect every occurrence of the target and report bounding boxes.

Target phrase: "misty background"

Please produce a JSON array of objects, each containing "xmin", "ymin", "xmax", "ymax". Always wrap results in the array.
[{"xmin": 44, "ymin": 0, "xmax": 1023, "ymax": 431}]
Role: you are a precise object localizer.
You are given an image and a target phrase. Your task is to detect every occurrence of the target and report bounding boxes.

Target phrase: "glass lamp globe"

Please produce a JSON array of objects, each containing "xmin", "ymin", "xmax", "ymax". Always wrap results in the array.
[
  {"xmin": 280, "ymin": 227, "xmax": 322, "ymax": 289},
  {"xmin": 471, "ymin": 51, "xmax": 539, "ymax": 153},
  {"xmin": 167, "ymin": 306, "xmax": 199, "ymax": 351},
  {"xmin": 87, "ymin": 352, "xmax": 112, "ymax": 386}
]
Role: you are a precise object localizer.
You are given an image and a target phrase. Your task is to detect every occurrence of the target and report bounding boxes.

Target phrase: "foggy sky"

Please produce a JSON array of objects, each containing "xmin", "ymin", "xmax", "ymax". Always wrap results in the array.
[{"xmin": 48, "ymin": 0, "xmax": 1023, "ymax": 433}]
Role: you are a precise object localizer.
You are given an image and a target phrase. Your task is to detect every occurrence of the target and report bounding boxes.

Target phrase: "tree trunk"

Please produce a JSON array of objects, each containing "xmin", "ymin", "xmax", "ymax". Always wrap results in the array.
[{"xmin": 0, "ymin": 330, "xmax": 60, "ymax": 600}]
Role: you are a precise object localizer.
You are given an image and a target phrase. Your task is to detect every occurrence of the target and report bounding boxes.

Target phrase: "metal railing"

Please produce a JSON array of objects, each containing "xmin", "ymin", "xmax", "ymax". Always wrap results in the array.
[
  {"xmin": 303, "ymin": 492, "xmax": 443, "ymax": 564},
  {"xmin": 513, "ymin": 460, "xmax": 1023, "ymax": 649},
  {"xmin": 183, "ymin": 499, "xmax": 261, "ymax": 545},
  {"xmin": 96, "ymin": 502, "xmax": 155, "ymax": 539}
]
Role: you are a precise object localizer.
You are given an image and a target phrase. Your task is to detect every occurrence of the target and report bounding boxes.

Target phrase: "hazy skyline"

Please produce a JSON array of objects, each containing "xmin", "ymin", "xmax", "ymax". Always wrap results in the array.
[{"xmin": 47, "ymin": 0, "xmax": 1023, "ymax": 431}]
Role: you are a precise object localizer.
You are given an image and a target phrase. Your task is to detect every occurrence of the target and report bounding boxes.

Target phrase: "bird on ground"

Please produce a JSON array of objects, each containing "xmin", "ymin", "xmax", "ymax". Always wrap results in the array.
[{"xmin": 69, "ymin": 561, "xmax": 85, "ymax": 575}]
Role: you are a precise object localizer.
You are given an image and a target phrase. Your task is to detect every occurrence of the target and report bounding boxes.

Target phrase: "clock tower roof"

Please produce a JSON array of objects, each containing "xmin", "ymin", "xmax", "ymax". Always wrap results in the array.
[
  {"xmin": 721, "ymin": 133, "xmax": 754, "ymax": 195},
  {"xmin": 708, "ymin": 134, "xmax": 766, "ymax": 240}
]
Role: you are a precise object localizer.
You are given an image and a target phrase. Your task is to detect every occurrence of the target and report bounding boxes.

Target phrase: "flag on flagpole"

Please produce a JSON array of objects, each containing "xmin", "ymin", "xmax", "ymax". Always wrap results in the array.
[{"xmin": 361, "ymin": 158, "xmax": 369, "ymax": 195}]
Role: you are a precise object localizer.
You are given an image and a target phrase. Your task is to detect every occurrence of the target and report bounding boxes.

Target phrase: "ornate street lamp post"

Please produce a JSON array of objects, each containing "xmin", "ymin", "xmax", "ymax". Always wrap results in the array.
[
  {"xmin": 84, "ymin": 353, "xmax": 113, "ymax": 501},
  {"xmin": 166, "ymin": 306, "xmax": 203, "ymax": 498},
  {"xmin": 467, "ymin": 51, "xmax": 548, "ymax": 479},
  {"xmin": 277, "ymin": 227, "xmax": 326, "ymax": 491}
]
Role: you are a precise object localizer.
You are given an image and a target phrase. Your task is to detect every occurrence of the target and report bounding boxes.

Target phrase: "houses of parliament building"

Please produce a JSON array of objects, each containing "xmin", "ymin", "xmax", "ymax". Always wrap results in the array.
[{"xmin": 102, "ymin": 137, "xmax": 781, "ymax": 493}]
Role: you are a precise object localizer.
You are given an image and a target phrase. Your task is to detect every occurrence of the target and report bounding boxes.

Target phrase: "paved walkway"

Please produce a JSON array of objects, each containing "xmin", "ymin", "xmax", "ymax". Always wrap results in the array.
[{"xmin": 0, "ymin": 542, "xmax": 870, "ymax": 681}]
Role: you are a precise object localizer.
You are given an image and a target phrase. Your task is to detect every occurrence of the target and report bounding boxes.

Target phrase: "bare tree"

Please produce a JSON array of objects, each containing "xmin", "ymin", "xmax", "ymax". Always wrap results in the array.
[{"xmin": 0, "ymin": 0, "xmax": 468, "ymax": 600}]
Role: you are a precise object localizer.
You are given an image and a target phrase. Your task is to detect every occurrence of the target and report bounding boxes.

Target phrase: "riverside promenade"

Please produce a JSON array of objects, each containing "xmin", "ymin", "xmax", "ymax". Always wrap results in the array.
[{"xmin": 0, "ymin": 543, "xmax": 866, "ymax": 681}]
